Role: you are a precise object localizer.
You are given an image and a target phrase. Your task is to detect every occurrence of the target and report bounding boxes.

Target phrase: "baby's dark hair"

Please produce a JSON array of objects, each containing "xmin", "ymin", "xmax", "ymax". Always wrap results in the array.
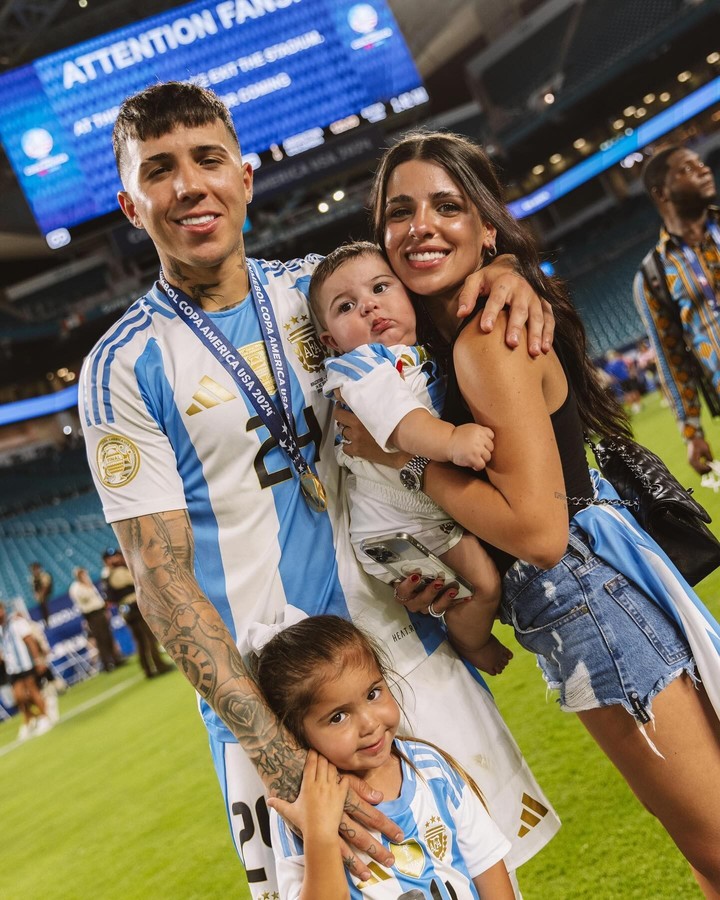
[
  {"xmin": 250, "ymin": 614, "xmax": 395, "ymax": 747},
  {"xmin": 308, "ymin": 241, "xmax": 385, "ymax": 328}
]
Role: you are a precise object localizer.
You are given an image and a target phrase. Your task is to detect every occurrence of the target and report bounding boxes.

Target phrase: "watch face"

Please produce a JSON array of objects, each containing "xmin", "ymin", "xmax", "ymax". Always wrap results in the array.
[{"xmin": 400, "ymin": 467, "xmax": 419, "ymax": 491}]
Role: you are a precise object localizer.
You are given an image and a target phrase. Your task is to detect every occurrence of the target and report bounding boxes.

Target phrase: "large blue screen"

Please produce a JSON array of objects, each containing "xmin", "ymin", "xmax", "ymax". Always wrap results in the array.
[{"xmin": 0, "ymin": 0, "xmax": 425, "ymax": 243}]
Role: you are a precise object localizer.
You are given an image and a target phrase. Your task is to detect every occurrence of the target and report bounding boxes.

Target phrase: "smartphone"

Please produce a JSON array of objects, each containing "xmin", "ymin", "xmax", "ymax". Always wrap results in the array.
[{"xmin": 360, "ymin": 532, "xmax": 474, "ymax": 600}]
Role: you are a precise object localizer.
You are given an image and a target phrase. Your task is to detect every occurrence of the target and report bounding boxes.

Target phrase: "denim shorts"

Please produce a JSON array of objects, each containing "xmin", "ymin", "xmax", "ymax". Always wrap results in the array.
[{"xmin": 500, "ymin": 526, "xmax": 695, "ymax": 721}]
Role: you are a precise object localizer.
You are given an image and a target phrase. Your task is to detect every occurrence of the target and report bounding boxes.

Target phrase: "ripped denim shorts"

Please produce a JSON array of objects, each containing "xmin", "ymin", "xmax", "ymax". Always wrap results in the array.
[{"xmin": 499, "ymin": 525, "xmax": 695, "ymax": 721}]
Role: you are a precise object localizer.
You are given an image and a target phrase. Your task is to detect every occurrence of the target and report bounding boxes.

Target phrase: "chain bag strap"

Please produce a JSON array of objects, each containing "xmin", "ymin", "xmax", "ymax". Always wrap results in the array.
[{"xmin": 587, "ymin": 434, "xmax": 720, "ymax": 586}]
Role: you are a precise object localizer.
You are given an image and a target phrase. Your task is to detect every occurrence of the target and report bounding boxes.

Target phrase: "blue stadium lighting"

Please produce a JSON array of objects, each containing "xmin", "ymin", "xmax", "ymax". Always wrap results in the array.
[
  {"xmin": 509, "ymin": 76, "xmax": 720, "ymax": 219},
  {"xmin": 0, "ymin": 385, "xmax": 79, "ymax": 426}
]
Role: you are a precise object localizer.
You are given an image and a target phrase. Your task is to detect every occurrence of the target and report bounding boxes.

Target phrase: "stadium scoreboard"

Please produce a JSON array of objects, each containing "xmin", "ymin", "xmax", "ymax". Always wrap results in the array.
[{"xmin": 0, "ymin": 0, "xmax": 427, "ymax": 247}]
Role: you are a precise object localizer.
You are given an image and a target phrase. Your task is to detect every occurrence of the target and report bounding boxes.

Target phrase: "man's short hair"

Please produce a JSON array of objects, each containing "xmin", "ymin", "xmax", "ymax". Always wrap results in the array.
[
  {"xmin": 642, "ymin": 145, "xmax": 684, "ymax": 198},
  {"xmin": 308, "ymin": 241, "xmax": 385, "ymax": 327},
  {"xmin": 112, "ymin": 81, "xmax": 240, "ymax": 179}
]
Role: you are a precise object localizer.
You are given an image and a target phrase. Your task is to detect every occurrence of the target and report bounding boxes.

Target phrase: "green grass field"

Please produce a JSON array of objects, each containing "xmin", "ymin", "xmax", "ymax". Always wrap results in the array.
[{"xmin": 1, "ymin": 390, "xmax": 718, "ymax": 899}]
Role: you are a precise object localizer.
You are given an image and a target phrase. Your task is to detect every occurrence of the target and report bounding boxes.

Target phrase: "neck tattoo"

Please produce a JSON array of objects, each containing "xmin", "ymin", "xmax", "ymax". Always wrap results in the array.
[{"xmin": 166, "ymin": 259, "xmax": 242, "ymax": 311}]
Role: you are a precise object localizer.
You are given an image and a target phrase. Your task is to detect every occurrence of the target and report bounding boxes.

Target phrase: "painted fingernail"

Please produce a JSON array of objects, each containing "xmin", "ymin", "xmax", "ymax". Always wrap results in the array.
[
  {"xmin": 369, "ymin": 789, "xmax": 382, "ymax": 801},
  {"xmin": 410, "ymin": 573, "xmax": 421, "ymax": 583},
  {"xmin": 530, "ymin": 342, "xmax": 540, "ymax": 354},
  {"xmin": 485, "ymin": 317, "xmax": 494, "ymax": 328},
  {"xmin": 448, "ymin": 590, "xmax": 458, "ymax": 600},
  {"xmin": 433, "ymin": 580, "xmax": 444, "ymax": 590}
]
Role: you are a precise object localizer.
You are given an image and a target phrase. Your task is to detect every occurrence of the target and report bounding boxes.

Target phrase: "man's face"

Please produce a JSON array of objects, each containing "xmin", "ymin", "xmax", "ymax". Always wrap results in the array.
[
  {"xmin": 660, "ymin": 149, "xmax": 716, "ymax": 213},
  {"xmin": 117, "ymin": 119, "xmax": 253, "ymax": 279}
]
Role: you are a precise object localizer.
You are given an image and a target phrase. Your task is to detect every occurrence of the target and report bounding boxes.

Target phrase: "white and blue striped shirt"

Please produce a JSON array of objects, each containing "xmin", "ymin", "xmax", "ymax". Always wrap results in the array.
[
  {"xmin": 271, "ymin": 739, "xmax": 511, "ymax": 899},
  {"xmin": 1, "ymin": 614, "xmax": 34, "ymax": 675}
]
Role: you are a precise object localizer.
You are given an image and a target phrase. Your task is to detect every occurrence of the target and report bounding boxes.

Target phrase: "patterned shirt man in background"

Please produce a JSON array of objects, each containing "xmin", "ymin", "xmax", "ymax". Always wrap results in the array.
[{"xmin": 633, "ymin": 144, "xmax": 720, "ymax": 473}]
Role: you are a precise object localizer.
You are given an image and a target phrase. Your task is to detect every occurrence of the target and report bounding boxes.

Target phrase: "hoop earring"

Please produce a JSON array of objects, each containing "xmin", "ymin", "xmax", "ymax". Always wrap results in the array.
[{"xmin": 485, "ymin": 243, "xmax": 497, "ymax": 260}]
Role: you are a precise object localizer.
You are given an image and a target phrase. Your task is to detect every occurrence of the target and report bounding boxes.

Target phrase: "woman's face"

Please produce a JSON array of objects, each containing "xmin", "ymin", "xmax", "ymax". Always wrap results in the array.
[{"xmin": 383, "ymin": 159, "xmax": 496, "ymax": 301}]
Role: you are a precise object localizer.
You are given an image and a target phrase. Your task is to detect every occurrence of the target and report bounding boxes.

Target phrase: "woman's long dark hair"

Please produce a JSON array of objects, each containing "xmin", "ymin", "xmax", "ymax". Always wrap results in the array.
[{"xmin": 370, "ymin": 131, "xmax": 631, "ymax": 439}]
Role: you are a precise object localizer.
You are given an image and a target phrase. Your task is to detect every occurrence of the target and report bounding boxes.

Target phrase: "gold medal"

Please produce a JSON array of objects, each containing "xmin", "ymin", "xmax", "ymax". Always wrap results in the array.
[{"xmin": 300, "ymin": 471, "xmax": 327, "ymax": 513}]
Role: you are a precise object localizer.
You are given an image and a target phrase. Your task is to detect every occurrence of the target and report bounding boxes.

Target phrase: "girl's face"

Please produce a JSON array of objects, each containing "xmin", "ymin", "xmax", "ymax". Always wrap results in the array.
[
  {"xmin": 383, "ymin": 159, "xmax": 496, "ymax": 303},
  {"xmin": 302, "ymin": 656, "xmax": 400, "ymax": 776}
]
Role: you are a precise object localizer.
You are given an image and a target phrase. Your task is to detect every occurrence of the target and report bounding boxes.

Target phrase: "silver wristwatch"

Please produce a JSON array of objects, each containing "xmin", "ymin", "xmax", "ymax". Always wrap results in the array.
[{"xmin": 399, "ymin": 455, "xmax": 430, "ymax": 493}]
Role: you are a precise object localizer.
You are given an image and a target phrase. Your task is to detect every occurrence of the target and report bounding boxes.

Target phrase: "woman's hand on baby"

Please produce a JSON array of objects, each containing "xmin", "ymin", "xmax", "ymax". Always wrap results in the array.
[
  {"xmin": 457, "ymin": 255, "xmax": 555, "ymax": 357},
  {"xmin": 448, "ymin": 423, "xmax": 494, "ymax": 470},
  {"xmin": 393, "ymin": 574, "xmax": 460, "ymax": 615}
]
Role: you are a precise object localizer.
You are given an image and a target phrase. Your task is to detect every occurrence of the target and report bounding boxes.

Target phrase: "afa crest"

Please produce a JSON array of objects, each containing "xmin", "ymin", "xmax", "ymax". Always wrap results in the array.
[
  {"xmin": 284, "ymin": 315, "xmax": 326, "ymax": 373},
  {"xmin": 424, "ymin": 815, "xmax": 449, "ymax": 861}
]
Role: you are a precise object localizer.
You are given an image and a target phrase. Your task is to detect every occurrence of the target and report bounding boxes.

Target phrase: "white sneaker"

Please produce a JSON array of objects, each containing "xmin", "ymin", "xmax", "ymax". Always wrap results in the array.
[
  {"xmin": 34, "ymin": 716, "xmax": 54, "ymax": 735},
  {"xmin": 18, "ymin": 723, "xmax": 31, "ymax": 742},
  {"xmin": 43, "ymin": 688, "xmax": 60, "ymax": 724}
]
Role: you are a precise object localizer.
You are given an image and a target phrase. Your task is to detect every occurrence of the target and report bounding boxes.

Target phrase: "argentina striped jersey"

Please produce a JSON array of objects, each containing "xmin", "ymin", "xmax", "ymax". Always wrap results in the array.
[{"xmin": 271, "ymin": 738, "xmax": 511, "ymax": 899}]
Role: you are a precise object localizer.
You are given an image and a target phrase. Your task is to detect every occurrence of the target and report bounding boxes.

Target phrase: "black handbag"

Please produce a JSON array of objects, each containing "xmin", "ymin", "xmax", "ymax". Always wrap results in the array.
[{"xmin": 590, "ymin": 435, "xmax": 720, "ymax": 586}]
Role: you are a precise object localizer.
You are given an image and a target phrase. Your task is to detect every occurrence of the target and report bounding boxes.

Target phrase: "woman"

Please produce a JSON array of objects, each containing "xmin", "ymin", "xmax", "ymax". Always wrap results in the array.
[{"xmin": 343, "ymin": 131, "xmax": 720, "ymax": 892}]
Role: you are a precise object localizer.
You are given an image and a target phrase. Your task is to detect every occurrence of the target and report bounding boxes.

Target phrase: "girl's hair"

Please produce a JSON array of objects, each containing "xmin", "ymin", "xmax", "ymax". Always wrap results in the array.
[
  {"xmin": 370, "ymin": 130, "xmax": 631, "ymax": 439},
  {"xmin": 250, "ymin": 615, "xmax": 395, "ymax": 747}
]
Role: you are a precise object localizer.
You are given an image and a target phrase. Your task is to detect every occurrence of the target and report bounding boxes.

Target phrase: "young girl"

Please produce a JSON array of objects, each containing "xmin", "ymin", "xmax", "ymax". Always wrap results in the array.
[{"xmin": 252, "ymin": 614, "xmax": 514, "ymax": 900}]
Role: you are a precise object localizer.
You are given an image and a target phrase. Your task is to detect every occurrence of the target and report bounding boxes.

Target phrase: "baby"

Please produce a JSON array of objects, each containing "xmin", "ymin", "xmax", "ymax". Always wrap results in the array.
[{"xmin": 309, "ymin": 241, "xmax": 511, "ymax": 675}]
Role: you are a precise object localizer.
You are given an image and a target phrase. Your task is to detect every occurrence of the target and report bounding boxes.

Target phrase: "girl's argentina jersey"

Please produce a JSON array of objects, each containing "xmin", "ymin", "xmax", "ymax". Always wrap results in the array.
[
  {"xmin": 79, "ymin": 257, "xmax": 447, "ymax": 739},
  {"xmin": 271, "ymin": 739, "xmax": 511, "ymax": 899}
]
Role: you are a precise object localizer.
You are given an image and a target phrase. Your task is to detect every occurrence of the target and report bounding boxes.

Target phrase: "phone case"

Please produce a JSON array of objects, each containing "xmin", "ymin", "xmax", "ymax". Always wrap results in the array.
[{"xmin": 360, "ymin": 532, "xmax": 474, "ymax": 599}]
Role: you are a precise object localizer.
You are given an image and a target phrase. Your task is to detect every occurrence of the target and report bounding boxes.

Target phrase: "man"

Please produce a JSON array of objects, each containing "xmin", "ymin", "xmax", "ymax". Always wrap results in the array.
[
  {"xmin": 633, "ymin": 144, "xmax": 720, "ymax": 473},
  {"xmin": 69, "ymin": 566, "xmax": 125, "ymax": 673},
  {"xmin": 101, "ymin": 550, "xmax": 171, "ymax": 679},
  {"xmin": 0, "ymin": 601, "xmax": 53, "ymax": 740},
  {"xmin": 29, "ymin": 562, "xmax": 53, "ymax": 624},
  {"xmin": 79, "ymin": 81, "xmax": 558, "ymax": 896}
]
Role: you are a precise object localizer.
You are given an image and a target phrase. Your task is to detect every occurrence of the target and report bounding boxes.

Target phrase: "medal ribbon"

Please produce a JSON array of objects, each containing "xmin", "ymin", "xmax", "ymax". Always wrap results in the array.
[
  {"xmin": 675, "ymin": 221, "xmax": 720, "ymax": 311},
  {"xmin": 156, "ymin": 264, "xmax": 325, "ymax": 510}
]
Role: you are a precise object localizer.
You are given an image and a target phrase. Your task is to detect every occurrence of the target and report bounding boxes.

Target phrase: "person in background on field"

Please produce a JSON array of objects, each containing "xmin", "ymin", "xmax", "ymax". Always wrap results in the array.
[
  {"xmin": 101, "ymin": 549, "xmax": 171, "ymax": 680},
  {"xmin": 29, "ymin": 562, "xmax": 53, "ymax": 624},
  {"xmin": 0, "ymin": 601, "xmax": 53, "ymax": 740},
  {"xmin": 633, "ymin": 144, "xmax": 720, "ymax": 473},
  {"xmin": 602, "ymin": 350, "xmax": 643, "ymax": 414},
  {"xmin": 635, "ymin": 339, "xmax": 658, "ymax": 393},
  {"xmin": 69, "ymin": 567, "xmax": 125, "ymax": 673},
  {"xmin": 254, "ymin": 614, "xmax": 514, "ymax": 900}
]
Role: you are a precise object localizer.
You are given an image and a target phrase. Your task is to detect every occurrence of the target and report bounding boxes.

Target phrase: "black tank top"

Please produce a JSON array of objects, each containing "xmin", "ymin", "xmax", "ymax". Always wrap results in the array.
[{"xmin": 442, "ymin": 330, "xmax": 594, "ymax": 575}]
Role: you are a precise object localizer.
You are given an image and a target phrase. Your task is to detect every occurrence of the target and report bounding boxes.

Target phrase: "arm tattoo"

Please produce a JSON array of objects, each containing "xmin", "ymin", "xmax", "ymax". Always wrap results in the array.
[{"xmin": 113, "ymin": 510, "xmax": 304, "ymax": 799}]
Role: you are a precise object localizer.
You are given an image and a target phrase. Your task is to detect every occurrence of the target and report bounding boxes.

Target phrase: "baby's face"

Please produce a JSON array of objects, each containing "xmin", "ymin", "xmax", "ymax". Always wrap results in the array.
[{"xmin": 318, "ymin": 255, "xmax": 417, "ymax": 353}]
